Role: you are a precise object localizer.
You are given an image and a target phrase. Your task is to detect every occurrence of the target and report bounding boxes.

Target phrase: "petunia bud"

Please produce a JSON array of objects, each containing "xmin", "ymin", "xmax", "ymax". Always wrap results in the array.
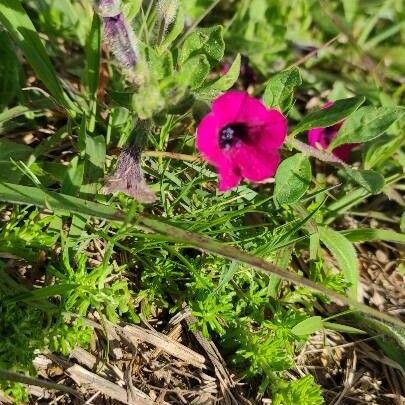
[
  {"xmin": 102, "ymin": 144, "xmax": 156, "ymax": 203},
  {"xmin": 103, "ymin": 13, "xmax": 138, "ymax": 69},
  {"xmin": 94, "ymin": 0, "xmax": 138, "ymax": 69},
  {"xmin": 94, "ymin": 0, "xmax": 121, "ymax": 17},
  {"xmin": 157, "ymin": 0, "xmax": 179, "ymax": 31}
]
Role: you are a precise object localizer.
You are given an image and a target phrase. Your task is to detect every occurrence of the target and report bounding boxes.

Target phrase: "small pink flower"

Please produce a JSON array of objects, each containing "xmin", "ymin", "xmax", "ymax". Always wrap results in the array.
[
  {"xmin": 308, "ymin": 101, "xmax": 355, "ymax": 162},
  {"xmin": 196, "ymin": 91, "xmax": 288, "ymax": 191}
]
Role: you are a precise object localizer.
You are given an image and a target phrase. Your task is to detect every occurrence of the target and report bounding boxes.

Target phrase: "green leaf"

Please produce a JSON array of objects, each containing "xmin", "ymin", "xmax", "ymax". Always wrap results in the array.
[
  {"xmin": 292, "ymin": 316, "xmax": 323, "ymax": 336},
  {"xmin": 61, "ymin": 156, "xmax": 84, "ymax": 195},
  {"xmin": 290, "ymin": 97, "xmax": 365, "ymax": 137},
  {"xmin": 263, "ymin": 66, "xmax": 302, "ymax": 112},
  {"xmin": 355, "ymin": 316, "xmax": 405, "ymax": 369},
  {"xmin": 0, "ymin": 182, "xmax": 121, "ymax": 220},
  {"xmin": 147, "ymin": 47, "xmax": 174, "ymax": 80},
  {"xmin": 197, "ymin": 54, "xmax": 241, "ymax": 100},
  {"xmin": 0, "ymin": 139, "xmax": 32, "ymax": 183},
  {"xmin": 363, "ymin": 134, "xmax": 405, "ymax": 170},
  {"xmin": 179, "ymin": 25, "xmax": 225, "ymax": 66},
  {"xmin": 0, "ymin": 31, "xmax": 19, "ymax": 109},
  {"xmin": 274, "ymin": 153, "xmax": 312, "ymax": 205},
  {"xmin": 341, "ymin": 228, "xmax": 405, "ymax": 244},
  {"xmin": 7, "ymin": 283, "xmax": 78, "ymax": 304},
  {"xmin": 0, "ymin": 0, "xmax": 72, "ymax": 111},
  {"xmin": 84, "ymin": 12, "xmax": 101, "ymax": 96},
  {"xmin": 323, "ymin": 321, "xmax": 366, "ymax": 334},
  {"xmin": 0, "ymin": 99, "xmax": 54, "ymax": 134},
  {"xmin": 178, "ymin": 54, "xmax": 210, "ymax": 89},
  {"xmin": 319, "ymin": 226, "xmax": 358, "ymax": 300},
  {"xmin": 330, "ymin": 106, "xmax": 404, "ymax": 148},
  {"xmin": 81, "ymin": 134, "xmax": 106, "ymax": 196},
  {"xmin": 344, "ymin": 168, "xmax": 385, "ymax": 194},
  {"xmin": 122, "ymin": 0, "xmax": 142, "ymax": 20}
]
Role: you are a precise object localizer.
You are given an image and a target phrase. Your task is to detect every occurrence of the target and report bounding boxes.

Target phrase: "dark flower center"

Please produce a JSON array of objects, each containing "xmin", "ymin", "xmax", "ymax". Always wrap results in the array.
[
  {"xmin": 324, "ymin": 126, "xmax": 336, "ymax": 143},
  {"xmin": 219, "ymin": 123, "xmax": 248, "ymax": 149}
]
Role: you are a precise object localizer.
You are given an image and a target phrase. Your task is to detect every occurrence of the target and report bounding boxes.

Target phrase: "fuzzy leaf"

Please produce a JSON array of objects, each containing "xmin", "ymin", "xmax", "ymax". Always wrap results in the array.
[
  {"xmin": 263, "ymin": 66, "xmax": 301, "ymax": 112},
  {"xmin": 198, "ymin": 54, "xmax": 241, "ymax": 99},
  {"xmin": 330, "ymin": 106, "xmax": 404, "ymax": 148},
  {"xmin": 179, "ymin": 25, "xmax": 225, "ymax": 66},
  {"xmin": 274, "ymin": 153, "xmax": 311, "ymax": 205},
  {"xmin": 178, "ymin": 54, "xmax": 210, "ymax": 89}
]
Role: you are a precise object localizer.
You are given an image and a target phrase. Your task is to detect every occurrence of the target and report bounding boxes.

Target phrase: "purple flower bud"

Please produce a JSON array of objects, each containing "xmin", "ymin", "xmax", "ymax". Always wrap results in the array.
[
  {"xmin": 102, "ymin": 145, "xmax": 156, "ymax": 203},
  {"xmin": 94, "ymin": 0, "xmax": 121, "ymax": 17},
  {"xmin": 103, "ymin": 13, "xmax": 138, "ymax": 69},
  {"xmin": 94, "ymin": 0, "xmax": 138, "ymax": 69}
]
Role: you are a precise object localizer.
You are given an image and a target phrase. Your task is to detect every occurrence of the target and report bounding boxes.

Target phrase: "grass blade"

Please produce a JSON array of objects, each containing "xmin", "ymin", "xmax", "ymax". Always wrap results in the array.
[{"xmin": 0, "ymin": 0, "xmax": 73, "ymax": 111}]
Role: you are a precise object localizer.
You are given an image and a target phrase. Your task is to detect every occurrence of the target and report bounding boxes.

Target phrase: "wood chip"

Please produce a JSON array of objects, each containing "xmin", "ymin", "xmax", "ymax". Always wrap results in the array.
[
  {"xmin": 119, "ymin": 324, "xmax": 206, "ymax": 369},
  {"xmin": 69, "ymin": 347, "xmax": 97, "ymax": 370},
  {"xmin": 66, "ymin": 364, "xmax": 153, "ymax": 405}
]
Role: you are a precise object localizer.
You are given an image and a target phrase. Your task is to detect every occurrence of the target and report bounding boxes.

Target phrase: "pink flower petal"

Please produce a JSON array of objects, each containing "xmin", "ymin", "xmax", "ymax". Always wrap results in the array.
[
  {"xmin": 332, "ymin": 144, "xmax": 353, "ymax": 162},
  {"xmin": 249, "ymin": 109, "xmax": 288, "ymax": 151},
  {"xmin": 211, "ymin": 91, "xmax": 249, "ymax": 127},
  {"xmin": 233, "ymin": 146, "xmax": 280, "ymax": 182},
  {"xmin": 196, "ymin": 112, "xmax": 222, "ymax": 164},
  {"xmin": 218, "ymin": 163, "xmax": 242, "ymax": 191},
  {"xmin": 308, "ymin": 127, "xmax": 328, "ymax": 150}
]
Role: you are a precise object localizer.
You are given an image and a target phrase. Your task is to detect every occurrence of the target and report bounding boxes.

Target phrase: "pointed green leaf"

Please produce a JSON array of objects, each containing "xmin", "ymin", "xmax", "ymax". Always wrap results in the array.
[
  {"xmin": 292, "ymin": 316, "xmax": 323, "ymax": 336},
  {"xmin": 341, "ymin": 228, "xmax": 405, "ymax": 244},
  {"xmin": 263, "ymin": 66, "xmax": 302, "ymax": 112},
  {"xmin": 85, "ymin": 12, "xmax": 101, "ymax": 96},
  {"xmin": 330, "ymin": 106, "xmax": 404, "ymax": 148},
  {"xmin": 291, "ymin": 97, "xmax": 365, "ymax": 137},
  {"xmin": 198, "ymin": 54, "xmax": 241, "ymax": 99},
  {"xmin": 179, "ymin": 25, "xmax": 224, "ymax": 66}
]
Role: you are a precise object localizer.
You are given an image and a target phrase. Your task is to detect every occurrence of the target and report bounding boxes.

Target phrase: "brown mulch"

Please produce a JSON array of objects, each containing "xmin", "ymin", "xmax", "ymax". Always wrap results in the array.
[{"xmin": 25, "ymin": 310, "xmax": 249, "ymax": 405}]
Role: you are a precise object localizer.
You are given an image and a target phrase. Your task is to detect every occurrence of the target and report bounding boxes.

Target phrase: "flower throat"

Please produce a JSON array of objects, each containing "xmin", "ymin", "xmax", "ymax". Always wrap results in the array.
[{"xmin": 219, "ymin": 123, "xmax": 248, "ymax": 149}]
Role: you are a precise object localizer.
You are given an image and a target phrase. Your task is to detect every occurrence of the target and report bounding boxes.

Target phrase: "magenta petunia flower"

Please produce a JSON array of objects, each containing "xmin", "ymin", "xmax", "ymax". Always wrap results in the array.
[
  {"xmin": 308, "ymin": 101, "xmax": 355, "ymax": 162},
  {"xmin": 196, "ymin": 91, "xmax": 288, "ymax": 191}
]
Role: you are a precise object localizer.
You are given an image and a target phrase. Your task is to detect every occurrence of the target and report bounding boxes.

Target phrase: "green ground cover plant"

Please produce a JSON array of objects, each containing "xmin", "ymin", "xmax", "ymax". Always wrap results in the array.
[{"xmin": 0, "ymin": 0, "xmax": 404, "ymax": 403}]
